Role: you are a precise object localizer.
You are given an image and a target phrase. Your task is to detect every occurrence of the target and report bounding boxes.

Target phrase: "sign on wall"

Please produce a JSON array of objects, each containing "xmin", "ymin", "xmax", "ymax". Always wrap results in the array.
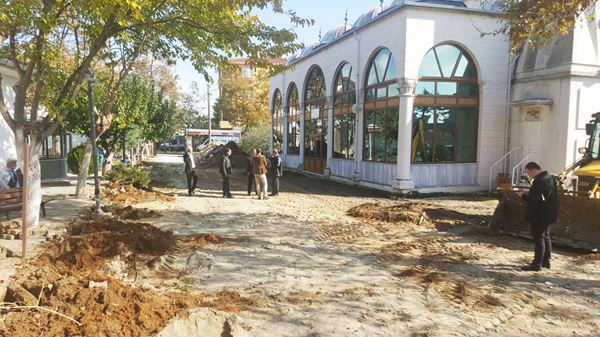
[{"xmin": 311, "ymin": 107, "xmax": 320, "ymax": 120}]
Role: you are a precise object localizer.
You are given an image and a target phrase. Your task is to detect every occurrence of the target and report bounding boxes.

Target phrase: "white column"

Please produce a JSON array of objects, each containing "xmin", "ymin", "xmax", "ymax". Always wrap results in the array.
[
  {"xmin": 393, "ymin": 77, "xmax": 417, "ymax": 192},
  {"xmin": 299, "ymin": 103, "xmax": 306, "ymax": 171},
  {"xmin": 282, "ymin": 106, "xmax": 289, "ymax": 164},
  {"xmin": 269, "ymin": 110, "xmax": 274, "ymax": 153},
  {"xmin": 352, "ymin": 92, "xmax": 364, "ymax": 183},
  {"xmin": 324, "ymin": 96, "xmax": 334, "ymax": 177}
]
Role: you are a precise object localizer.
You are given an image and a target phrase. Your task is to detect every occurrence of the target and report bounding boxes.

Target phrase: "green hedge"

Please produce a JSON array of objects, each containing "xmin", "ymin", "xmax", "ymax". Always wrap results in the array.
[
  {"xmin": 103, "ymin": 162, "xmax": 150, "ymax": 189},
  {"xmin": 67, "ymin": 143, "xmax": 97, "ymax": 175}
]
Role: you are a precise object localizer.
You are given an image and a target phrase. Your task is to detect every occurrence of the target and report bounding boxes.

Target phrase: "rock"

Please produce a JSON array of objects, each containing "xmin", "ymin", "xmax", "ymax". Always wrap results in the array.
[
  {"xmin": 8, "ymin": 229, "xmax": 20, "ymax": 236},
  {"xmin": 186, "ymin": 251, "xmax": 213, "ymax": 271},
  {"xmin": 3, "ymin": 234, "xmax": 15, "ymax": 240},
  {"xmin": 0, "ymin": 247, "xmax": 12, "ymax": 258},
  {"xmin": 88, "ymin": 280, "xmax": 108, "ymax": 290}
]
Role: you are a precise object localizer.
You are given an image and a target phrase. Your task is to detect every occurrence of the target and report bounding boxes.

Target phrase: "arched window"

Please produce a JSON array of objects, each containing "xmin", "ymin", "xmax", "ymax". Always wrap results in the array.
[
  {"xmin": 304, "ymin": 66, "xmax": 328, "ymax": 174},
  {"xmin": 333, "ymin": 62, "xmax": 356, "ymax": 159},
  {"xmin": 413, "ymin": 44, "xmax": 479, "ymax": 163},
  {"xmin": 363, "ymin": 48, "xmax": 399, "ymax": 163},
  {"xmin": 272, "ymin": 89, "xmax": 283, "ymax": 152},
  {"xmin": 287, "ymin": 83, "xmax": 300, "ymax": 155}
]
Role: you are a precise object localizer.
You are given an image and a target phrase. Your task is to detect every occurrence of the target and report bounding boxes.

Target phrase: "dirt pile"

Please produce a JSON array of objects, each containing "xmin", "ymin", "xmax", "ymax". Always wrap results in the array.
[
  {"xmin": 347, "ymin": 202, "xmax": 436, "ymax": 224},
  {"xmin": 104, "ymin": 205, "xmax": 161, "ymax": 220},
  {"xmin": 177, "ymin": 233, "xmax": 222, "ymax": 251},
  {"xmin": 101, "ymin": 185, "xmax": 174, "ymax": 206},
  {"xmin": 1, "ymin": 214, "xmax": 257, "ymax": 336},
  {"xmin": 200, "ymin": 141, "xmax": 248, "ymax": 169}
]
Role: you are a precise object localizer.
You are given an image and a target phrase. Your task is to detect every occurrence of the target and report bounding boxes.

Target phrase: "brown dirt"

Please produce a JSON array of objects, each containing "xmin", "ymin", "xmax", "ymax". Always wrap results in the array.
[
  {"xmin": 200, "ymin": 141, "xmax": 248, "ymax": 169},
  {"xmin": 101, "ymin": 185, "xmax": 174, "ymax": 207},
  {"xmin": 177, "ymin": 233, "xmax": 222, "ymax": 251},
  {"xmin": 104, "ymin": 205, "xmax": 161, "ymax": 220},
  {"xmin": 1, "ymin": 214, "xmax": 257, "ymax": 337}
]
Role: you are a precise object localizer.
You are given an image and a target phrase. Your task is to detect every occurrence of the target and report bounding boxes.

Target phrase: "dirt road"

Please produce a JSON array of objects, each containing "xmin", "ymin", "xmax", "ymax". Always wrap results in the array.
[{"xmin": 137, "ymin": 153, "xmax": 599, "ymax": 337}]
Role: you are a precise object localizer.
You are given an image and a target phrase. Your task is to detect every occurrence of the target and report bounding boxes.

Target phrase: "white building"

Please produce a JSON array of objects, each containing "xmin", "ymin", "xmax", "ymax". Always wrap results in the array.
[
  {"xmin": 0, "ymin": 60, "xmax": 18, "ymax": 168},
  {"xmin": 269, "ymin": 0, "xmax": 600, "ymax": 193}
]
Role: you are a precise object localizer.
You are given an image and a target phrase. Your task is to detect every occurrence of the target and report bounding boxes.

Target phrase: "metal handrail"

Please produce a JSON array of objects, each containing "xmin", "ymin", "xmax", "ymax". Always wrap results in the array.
[
  {"xmin": 489, "ymin": 147, "xmax": 521, "ymax": 193},
  {"xmin": 512, "ymin": 151, "xmax": 538, "ymax": 186}
]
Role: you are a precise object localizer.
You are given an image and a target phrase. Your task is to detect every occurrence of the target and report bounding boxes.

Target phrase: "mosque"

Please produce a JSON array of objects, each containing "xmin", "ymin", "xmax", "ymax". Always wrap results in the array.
[{"xmin": 269, "ymin": 0, "xmax": 600, "ymax": 193}]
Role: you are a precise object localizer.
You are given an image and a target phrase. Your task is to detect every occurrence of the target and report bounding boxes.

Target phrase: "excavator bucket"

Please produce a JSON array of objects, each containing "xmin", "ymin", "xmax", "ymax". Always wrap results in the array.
[{"xmin": 490, "ymin": 190, "xmax": 600, "ymax": 250}]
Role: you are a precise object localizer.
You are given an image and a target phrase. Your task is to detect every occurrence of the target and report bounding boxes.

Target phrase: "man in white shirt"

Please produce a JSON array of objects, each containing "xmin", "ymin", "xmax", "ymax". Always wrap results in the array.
[{"xmin": 0, "ymin": 159, "xmax": 20, "ymax": 190}]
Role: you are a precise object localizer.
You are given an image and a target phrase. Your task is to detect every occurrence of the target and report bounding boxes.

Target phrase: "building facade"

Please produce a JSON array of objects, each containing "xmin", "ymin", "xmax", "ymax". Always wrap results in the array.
[
  {"xmin": 269, "ymin": 0, "xmax": 600, "ymax": 193},
  {"xmin": 0, "ymin": 61, "xmax": 18, "ymax": 168}
]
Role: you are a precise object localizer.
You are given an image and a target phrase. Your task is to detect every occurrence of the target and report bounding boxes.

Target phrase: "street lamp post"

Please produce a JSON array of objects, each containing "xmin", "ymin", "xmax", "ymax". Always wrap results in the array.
[{"xmin": 85, "ymin": 70, "xmax": 102, "ymax": 213}]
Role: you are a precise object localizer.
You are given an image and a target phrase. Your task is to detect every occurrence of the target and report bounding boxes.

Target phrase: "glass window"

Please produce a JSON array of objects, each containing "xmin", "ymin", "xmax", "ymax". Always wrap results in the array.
[
  {"xmin": 412, "ymin": 106, "xmax": 435, "ymax": 163},
  {"xmin": 435, "ymin": 45, "xmax": 461, "ymax": 77},
  {"xmin": 434, "ymin": 107, "xmax": 456, "ymax": 163},
  {"xmin": 334, "ymin": 113, "xmax": 356, "ymax": 159},
  {"xmin": 416, "ymin": 81, "xmax": 435, "ymax": 96},
  {"xmin": 455, "ymin": 54, "xmax": 476, "ymax": 78},
  {"xmin": 437, "ymin": 82, "xmax": 457, "ymax": 96},
  {"xmin": 388, "ymin": 84, "xmax": 399, "ymax": 97},
  {"xmin": 363, "ymin": 109, "xmax": 397, "ymax": 163},
  {"xmin": 374, "ymin": 49, "xmax": 391, "ymax": 81},
  {"xmin": 456, "ymin": 107, "xmax": 478, "ymax": 162},
  {"xmin": 385, "ymin": 109, "xmax": 399, "ymax": 162},
  {"xmin": 272, "ymin": 90, "xmax": 283, "ymax": 152},
  {"xmin": 458, "ymin": 82, "xmax": 478, "ymax": 96},
  {"xmin": 418, "ymin": 50, "xmax": 442, "ymax": 77}
]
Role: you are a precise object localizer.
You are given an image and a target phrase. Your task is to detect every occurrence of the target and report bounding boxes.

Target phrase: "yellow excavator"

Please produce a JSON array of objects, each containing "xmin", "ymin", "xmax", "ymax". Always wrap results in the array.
[{"xmin": 490, "ymin": 113, "xmax": 600, "ymax": 249}]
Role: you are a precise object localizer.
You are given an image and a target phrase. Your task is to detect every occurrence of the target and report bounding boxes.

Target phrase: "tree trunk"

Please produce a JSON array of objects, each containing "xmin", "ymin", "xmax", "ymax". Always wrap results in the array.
[
  {"xmin": 102, "ymin": 151, "xmax": 115, "ymax": 175},
  {"xmin": 75, "ymin": 140, "xmax": 93, "ymax": 196},
  {"xmin": 14, "ymin": 129, "xmax": 43, "ymax": 229}
]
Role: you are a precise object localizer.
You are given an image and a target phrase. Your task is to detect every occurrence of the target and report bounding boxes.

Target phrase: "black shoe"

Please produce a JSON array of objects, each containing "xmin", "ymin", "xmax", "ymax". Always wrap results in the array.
[
  {"xmin": 227, "ymin": 195, "xmax": 234, "ymax": 199},
  {"xmin": 248, "ymin": 192, "xmax": 251, "ymax": 196},
  {"xmin": 542, "ymin": 261, "xmax": 550, "ymax": 269},
  {"xmin": 521, "ymin": 264, "xmax": 542, "ymax": 271},
  {"xmin": 188, "ymin": 192, "xmax": 192, "ymax": 196}
]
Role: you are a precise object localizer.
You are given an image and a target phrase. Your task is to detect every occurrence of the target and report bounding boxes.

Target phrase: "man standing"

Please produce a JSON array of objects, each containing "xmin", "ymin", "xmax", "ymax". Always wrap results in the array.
[
  {"xmin": 183, "ymin": 148, "xmax": 199, "ymax": 196},
  {"xmin": 246, "ymin": 148, "xmax": 258, "ymax": 196},
  {"xmin": 252, "ymin": 148, "xmax": 269, "ymax": 200},
  {"xmin": 220, "ymin": 148, "xmax": 234, "ymax": 198},
  {"xmin": 0, "ymin": 159, "xmax": 20, "ymax": 190},
  {"xmin": 516, "ymin": 162, "xmax": 558, "ymax": 271},
  {"xmin": 269, "ymin": 149, "xmax": 282, "ymax": 196}
]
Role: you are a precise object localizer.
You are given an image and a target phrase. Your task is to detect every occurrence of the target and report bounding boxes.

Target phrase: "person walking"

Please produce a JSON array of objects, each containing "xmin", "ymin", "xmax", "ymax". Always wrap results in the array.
[
  {"xmin": 252, "ymin": 148, "xmax": 269, "ymax": 200},
  {"xmin": 516, "ymin": 162, "xmax": 558, "ymax": 271},
  {"xmin": 246, "ymin": 148, "xmax": 258, "ymax": 196},
  {"xmin": 220, "ymin": 148, "xmax": 234, "ymax": 198},
  {"xmin": 0, "ymin": 159, "xmax": 21, "ymax": 190},
  {"xmin": 183, "ymin": 148, "xmax": 199, "ymax": 196},
  {"xmin": 269, "ymin": 149, "xmax": 282, "ymax": 196}
]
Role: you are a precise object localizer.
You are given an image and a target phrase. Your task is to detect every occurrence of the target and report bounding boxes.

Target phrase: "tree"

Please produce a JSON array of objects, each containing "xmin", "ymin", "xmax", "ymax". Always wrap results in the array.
[
  {"xmin": 0, "ymin": 0, "xmax": 310, "ymax": 227},
  {"xmin": 503, "ymin": 0, "xmax": 598, "ymax": 50},
  {"xmin": 213, "ymin": 67, "xmax": 270, "ymax": 129}
]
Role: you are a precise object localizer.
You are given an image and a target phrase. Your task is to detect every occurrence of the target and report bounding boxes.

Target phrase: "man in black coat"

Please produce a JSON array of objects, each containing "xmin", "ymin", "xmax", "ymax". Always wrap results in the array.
[
  {"xmin": 516, "ymin": 162, "xmax": 558, "ymax": 271},
  {"xmin": 269, "ymin": 149, "xmax": 283, "ymax": 196},
  {"xmin": 183, "ymin": 148, "xmax": 199, "ymax": 196},
  {"xmin": 219, "ymin": 148, "xmax": 233, "ymax": 198},
  {"xmin": 246, "ymin": 148, "xmax": 257, "ymax": 196}
]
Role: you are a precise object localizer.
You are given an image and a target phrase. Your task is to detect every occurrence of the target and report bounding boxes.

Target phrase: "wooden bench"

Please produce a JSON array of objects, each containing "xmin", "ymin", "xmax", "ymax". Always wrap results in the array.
[{"xmin": 0, "ymin": 188, "xmax": 51, "ymax": 220}]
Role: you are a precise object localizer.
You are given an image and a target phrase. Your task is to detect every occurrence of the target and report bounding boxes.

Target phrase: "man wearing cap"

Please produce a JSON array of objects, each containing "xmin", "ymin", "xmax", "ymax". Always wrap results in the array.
[{"xmin": 0, "ymin": 159, "xmax": 21, "ymax": 190}]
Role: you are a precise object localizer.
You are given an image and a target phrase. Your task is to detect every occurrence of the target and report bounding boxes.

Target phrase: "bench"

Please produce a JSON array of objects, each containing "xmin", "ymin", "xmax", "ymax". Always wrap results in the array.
[{"xmin": 0, "ymin": 188, "xmax": 51, "ymax": 220}]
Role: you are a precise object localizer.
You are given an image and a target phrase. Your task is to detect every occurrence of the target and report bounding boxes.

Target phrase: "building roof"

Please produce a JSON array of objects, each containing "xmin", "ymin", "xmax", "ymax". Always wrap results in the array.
[{"xmin": 284, "ymin": 0, "xmax": 501, "ymax": 67}]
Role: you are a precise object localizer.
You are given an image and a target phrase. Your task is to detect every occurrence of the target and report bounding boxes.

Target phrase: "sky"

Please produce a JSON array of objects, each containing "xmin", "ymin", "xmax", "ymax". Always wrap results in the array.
[{"xmin": 174, "ymin": 0, "xmax": 387, "ymax": 111}]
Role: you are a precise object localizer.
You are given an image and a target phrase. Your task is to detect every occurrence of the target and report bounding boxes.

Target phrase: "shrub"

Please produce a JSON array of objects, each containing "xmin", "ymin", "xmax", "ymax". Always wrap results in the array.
[
  {"xmin": 67, "ymin": 143, "xmax": 97, "ymax": 175},
  {"xmin": 103, "ymin": 162, "xmax": 151, "ymax": 189},
  {"xmin": 238, "ymin": 124, "xmax": 271, "ymax": 154}
]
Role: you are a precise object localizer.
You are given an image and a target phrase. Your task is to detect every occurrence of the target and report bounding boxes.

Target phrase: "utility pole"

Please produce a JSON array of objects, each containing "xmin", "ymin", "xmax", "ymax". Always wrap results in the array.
[{"xmin": 207, "ymin": 83, "xmax": 212, "ymax": 144}]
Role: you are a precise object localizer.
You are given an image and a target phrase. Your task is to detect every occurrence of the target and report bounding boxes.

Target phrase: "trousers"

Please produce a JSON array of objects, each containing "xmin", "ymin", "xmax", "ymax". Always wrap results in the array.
[
  {"xmin": 530, "ymin": 219, "xmax": 551, "ymax": 267},
  {"xmin": 247, "ymin": 173, "xmax": 257, "ymax": 195},
  {"xmin": 254, "ymin": 174, "xmax": 268, "ymax": 198},
  {"xmin": 186, "ymin": 172, "xmax": 197, "ymax": 194},
  {"xmin": 271, "ymin": 175, "xmax": 279, "ymax": 195},
  {"xmin": 222, "ymin": 175, "xmax": 231, "ymax": 197}
]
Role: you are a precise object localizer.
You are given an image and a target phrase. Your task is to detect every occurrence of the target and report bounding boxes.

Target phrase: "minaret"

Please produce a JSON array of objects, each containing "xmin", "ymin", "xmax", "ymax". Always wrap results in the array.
[{"xmin": 344, "ymin": 9, "xmax": 349, "ymax": 29}]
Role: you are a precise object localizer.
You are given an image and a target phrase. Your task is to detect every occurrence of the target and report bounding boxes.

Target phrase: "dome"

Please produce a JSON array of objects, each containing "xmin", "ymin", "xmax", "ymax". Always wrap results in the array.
[
  {"xmin": 320, "ymin": 24, "xmax": 353, "ymax": 45},
  {"xmin": 285, "ymin": 51, "xmax": 301, "ymax": 66},
  {"xmin": 353, "ymin": 6, "xmax": 387, "ymax": 28},
  {"xmin": 391, "ymin": 0, "xmax": 466, "ymax": 7},
  {"xmin": 300, "ymin": 41, "xmax": 320, "ymax": 58}
]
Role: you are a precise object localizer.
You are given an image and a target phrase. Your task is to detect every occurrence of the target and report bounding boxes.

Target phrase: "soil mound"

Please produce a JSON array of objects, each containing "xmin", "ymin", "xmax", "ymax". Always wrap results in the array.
[
  {"xmin": 347, "ymin": 202, "xmax": 435, "ymax": 224},
  {"xmin": 106, "ymin": 205, "xmax": 161, "ymax": 220},
  {"xmin": 200, "ymin": 141, "xmax": 248, "ymax": 169},
  {"xmin": 177, "ymin": 233, "xmax": 222, "ymax": 251},
  {"xmin": 102, "ymin": 185, "xmax": 174, "ymax": 206}
]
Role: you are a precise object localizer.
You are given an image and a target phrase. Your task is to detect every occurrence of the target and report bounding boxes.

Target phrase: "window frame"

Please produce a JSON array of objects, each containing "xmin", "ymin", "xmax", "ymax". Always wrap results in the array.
[
  {"xmin": 413, "ymin": 44, "xmax": 480, "ymax": 164},
  {"xmin": 287, "ymin": 83, "xmax": 301, "ymax": 155},
  {"xmin": 333, "ymin": 62, "xmax": 356, "ymax": 160}
]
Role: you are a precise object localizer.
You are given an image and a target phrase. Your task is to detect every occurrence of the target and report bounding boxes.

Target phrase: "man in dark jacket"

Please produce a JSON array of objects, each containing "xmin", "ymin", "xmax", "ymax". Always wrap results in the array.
[
  {"xmin": 246, "ymin": 148, "xmax": 257, "ymax": 196},
  {"xmin": 516, "ymin": 162, "xmax": 558, "ymax": 271},
  {"xmin": 219, "ymin": 148, "xmax": 233, "ymax": 198},
  {"xmin": 269, "ymin": 149, "xmax": 283, "ymax": 196},
  {"xmin": 183, "ymin": 148, "xmax": 199, "ymax": 196}
]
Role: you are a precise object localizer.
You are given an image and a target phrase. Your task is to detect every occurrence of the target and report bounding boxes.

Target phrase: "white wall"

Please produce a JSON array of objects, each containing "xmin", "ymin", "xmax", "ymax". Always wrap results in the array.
[{"xmin": 0, "ymin": 67, "xmax": 17, "ymax": 168}]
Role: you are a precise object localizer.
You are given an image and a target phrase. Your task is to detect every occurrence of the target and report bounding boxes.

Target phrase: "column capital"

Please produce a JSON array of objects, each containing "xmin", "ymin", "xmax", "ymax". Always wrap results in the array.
[{"xmin": 397, "ymin": 77, "xmax": 418, "ymax": 96}]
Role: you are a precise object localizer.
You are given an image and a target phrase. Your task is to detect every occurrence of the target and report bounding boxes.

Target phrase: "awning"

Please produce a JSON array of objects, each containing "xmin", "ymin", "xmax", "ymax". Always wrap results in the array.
[{"xmin": 508, "ymin": 98, "xmax": 554, "ymax": 107}]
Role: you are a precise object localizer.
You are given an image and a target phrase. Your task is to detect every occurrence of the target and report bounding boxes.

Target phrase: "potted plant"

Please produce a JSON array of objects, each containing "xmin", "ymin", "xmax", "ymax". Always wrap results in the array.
[{"xmin": 496, "ymin": 173, "xmax": 512, "ymax": 191}]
